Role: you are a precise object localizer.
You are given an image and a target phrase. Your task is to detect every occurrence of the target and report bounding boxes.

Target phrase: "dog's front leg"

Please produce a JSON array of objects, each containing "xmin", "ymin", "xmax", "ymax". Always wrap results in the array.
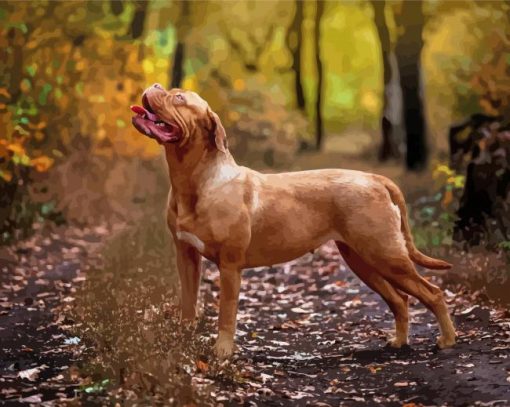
[
  {"xmin": 175, "ymin": 241, "xmax": 202, "ymax": 322},
  {"xmin": 215, "ymin": 267, "xmax": 242, "ymax": 359}
]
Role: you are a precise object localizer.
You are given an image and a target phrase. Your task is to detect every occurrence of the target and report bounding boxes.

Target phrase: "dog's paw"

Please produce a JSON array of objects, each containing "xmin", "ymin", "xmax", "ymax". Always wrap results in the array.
[
  {"xmin": 386, "ymin": 337, "xmax": 408, "ymax": 349},
  {"xmin": 436, "ymin": 335, "xmax": 456, "ymax": 349},
  {"xmin": 215, "ymin": 338, "xmax": 235, "ymax": 359}
]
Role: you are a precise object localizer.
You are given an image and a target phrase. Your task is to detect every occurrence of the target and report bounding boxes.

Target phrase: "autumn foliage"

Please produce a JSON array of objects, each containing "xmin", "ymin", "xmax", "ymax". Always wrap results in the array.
[{"xmin": 1, "ymin": 0, "xmax": 510, "ymax": 254}]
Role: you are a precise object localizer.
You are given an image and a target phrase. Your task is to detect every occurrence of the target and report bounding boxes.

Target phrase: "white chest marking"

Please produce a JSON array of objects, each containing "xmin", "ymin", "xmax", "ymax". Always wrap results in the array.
[
  {"xmin": 176, "ymin": 231, "xmax": 205, "ymax": 253},
  {"xmin": 206, "ymin": 164, "xmax": 241, "ymax": 189}
]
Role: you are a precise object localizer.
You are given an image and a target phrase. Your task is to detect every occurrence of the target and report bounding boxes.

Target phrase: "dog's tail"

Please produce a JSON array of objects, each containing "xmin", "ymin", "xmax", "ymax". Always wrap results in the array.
[{"xmin": 379, "ymin": 176, "xmax": 453, "ymax": 270}]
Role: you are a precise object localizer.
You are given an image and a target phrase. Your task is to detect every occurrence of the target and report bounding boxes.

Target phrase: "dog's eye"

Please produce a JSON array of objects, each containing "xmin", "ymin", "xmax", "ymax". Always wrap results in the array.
[{"xmin": 174, "ymin": 94, "xmax": 185, "ymax": 104}]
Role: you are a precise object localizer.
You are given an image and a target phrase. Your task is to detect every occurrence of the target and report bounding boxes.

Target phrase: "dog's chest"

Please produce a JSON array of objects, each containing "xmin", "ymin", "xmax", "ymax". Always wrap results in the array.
[
  {"xmin": 175, "ymin": 213, "xmax": 217, "ymax": 258},
  {"xmin": 176, "ymin": 230, "xmax": 207, "ymax": 253}
]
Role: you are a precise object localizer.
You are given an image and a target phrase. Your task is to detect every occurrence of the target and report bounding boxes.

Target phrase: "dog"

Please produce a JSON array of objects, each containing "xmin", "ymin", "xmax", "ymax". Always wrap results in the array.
[{"xmin": 131, "ymin": 84, "xmax": 457, "ymax": 359}]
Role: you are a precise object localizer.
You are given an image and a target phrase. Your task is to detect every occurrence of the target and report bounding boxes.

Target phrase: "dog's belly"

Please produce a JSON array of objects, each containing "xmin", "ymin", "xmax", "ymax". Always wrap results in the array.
[
  {"xmin": 244, "ymin": 230, "xmax": 342, "ymax": 268},
  {"xmin": 242, "ymin": 183, "xmax": 344, "ymax": 267}
]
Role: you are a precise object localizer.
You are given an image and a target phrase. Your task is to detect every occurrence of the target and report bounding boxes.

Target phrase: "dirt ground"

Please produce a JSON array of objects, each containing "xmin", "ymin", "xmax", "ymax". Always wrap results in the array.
[
  {"xmin": 1, "ymin": 136, "xmax": 509, "ymax": 405},
  {"xmin": 1, "ymin": 227, "xmax": 509, "ymax": 406}
]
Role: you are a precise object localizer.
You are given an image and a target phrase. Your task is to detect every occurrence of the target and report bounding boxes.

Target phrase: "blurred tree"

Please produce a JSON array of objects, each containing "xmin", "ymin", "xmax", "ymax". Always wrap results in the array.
[
  {"xmin": 454, "ymin": 124, "xmax": 510, "ymax": 247},
  {"xmin": 315, "ymin": 0, "xmax": 325, "ymax": 150},
  {"xmin": 170, "ymin": 1, "xmax": 190, "ymax": 88},
  {"xmin": 126, "ymin": 0, "xmax": 149, "ymax": 40},
  {"xmin": 371, "ymin": 0, "xmax": 402, "ymax": 161},
  {"xmin": 110, "ymin": 0, "xmax": 124, "ymax": 16},
  {"xmin": 5, "ymin": 27, "xmax": 26, "ymax": 105},
  {"xmin": 223, "ymin": 23, "xmax": 275, "ymax": 72},
  {"xmin": 395, "ymin": 0, "xmax": 427, "ymax": 171},
  {"xmin": 285, "ymin": 0, "xmax": 306, "ymax": 111}
]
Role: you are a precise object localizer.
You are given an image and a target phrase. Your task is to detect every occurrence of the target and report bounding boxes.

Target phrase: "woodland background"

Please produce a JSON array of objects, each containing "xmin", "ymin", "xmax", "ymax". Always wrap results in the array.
[
  {"xmin": 2, "ymin": 0, "xmax": 509, "ymax": 284},
  {"xmin": 1, "ymin": 1, "xmax": 510, "ymax": 404}
]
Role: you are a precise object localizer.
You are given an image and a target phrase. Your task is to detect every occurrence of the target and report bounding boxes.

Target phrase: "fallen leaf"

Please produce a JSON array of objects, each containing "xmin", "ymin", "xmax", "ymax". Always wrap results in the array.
[
  {"xmin": 18, "ymin": 365, "xmax": 48, "ymax": 381},
  {"xmin": 196, "ymin": 360, "xmax": 208, "ymax": 373}
]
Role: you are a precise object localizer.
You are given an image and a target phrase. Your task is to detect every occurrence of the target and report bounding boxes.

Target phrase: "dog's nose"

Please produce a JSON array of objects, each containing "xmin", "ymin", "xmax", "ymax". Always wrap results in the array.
[{"xmin": 153, "ymin": 83, "xmax": 164, "ymax": 90}]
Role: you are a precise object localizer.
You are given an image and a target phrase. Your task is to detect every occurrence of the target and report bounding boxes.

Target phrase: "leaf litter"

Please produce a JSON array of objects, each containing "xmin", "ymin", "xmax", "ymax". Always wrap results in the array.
[{"xmin": 0, "ymin": 220, "xmax": 509, "ymax": 405}]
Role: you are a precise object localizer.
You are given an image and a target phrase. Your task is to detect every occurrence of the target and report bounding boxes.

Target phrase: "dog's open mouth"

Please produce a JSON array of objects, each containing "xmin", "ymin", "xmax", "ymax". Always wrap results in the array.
[{"xmin": 130, "ymin": 95, "xmax": 182, "ymax": 144}]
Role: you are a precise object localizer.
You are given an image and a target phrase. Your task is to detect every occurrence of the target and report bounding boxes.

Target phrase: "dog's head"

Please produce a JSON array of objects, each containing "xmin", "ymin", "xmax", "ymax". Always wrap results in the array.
[{"xmin": 131, "ymin": 84, "xmax": 227, "ymax": 153}]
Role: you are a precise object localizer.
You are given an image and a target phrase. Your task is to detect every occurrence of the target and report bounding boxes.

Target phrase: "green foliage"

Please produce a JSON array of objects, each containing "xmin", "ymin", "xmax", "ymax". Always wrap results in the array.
[
  {"xmin": 83, "ymin": 379, "xmax": 110, "ymax": 395},
  {"xmin": 411, "ymin": 163, "xmax": 466, "ymax": 251},
  {"xmin": 202, "ymin": 78, "xmax": 309, "ymax": 168},
  {"xmin": 2, "ymin": 0, "xmax": 510, "ymax": 247},
  {"xmin": 498, "ymin": 241, "xmax": 510, "ymax": 252},
  {"xmin": 0, "ymin": 1, "xmax": 156, "ymax": 241}
]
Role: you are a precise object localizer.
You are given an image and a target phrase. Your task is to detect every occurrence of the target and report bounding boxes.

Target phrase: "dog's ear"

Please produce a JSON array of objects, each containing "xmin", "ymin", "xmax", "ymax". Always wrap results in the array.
[{"xmin": 207, "ymin": 108, "xmax": 227, "ymax": 153}]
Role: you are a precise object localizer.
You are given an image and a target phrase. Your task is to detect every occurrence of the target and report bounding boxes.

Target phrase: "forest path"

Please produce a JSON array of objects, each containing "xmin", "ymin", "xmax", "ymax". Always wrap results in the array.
[
  {"xmin": 0, "ymin": 229, "xmax": 509, "ymax": 405},
  {"xmin": 207, "ymin": 242, "xmax": 510, "ymax": 405},
  {"xmin": 0, "ymin": 227, "xmax": 105, "ymax": 405}
]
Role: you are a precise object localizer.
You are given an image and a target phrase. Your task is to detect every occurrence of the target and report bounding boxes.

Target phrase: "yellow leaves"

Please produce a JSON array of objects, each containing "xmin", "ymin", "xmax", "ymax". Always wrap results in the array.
[
  {"xmin": 31, "ymin": 155, "xmax": 54, "ymax": 172},
  {"xmin": 228, "ymin": 110, "xmax": 241, "ymax": 122},
  {"xmin": 183, "ymin": 76, "xmax": 197, "ymax": 91},
  {"xmin": 432, "ymin": 163, "xmax": 465, "ymax": 199},
  {"xmin": 448, "ymin": 175, "xmax": 465, "ymax": 189},
  {"xmin": 432, "ymin": 163, "xmax": 454, "ymax": 180},
  {"xmin": 360, "ymin": 90, "xmax": 380, "ymax": 114},
  {"xmin": 75, "ymin": 59, "xmax": 86, "ymax": 71},
  {"xmin": 233, "ymin": 78, "xmax": 246, "ymax": 92},
  {"xmin": 143, "ymin": 59, "xmax": 155, "ymax": 74},
  {"xmin": 0, "ymin": 142, "xmax": 53, "ymax": 177},
  {"xmin": 0, "ymin": 170, "xmax": 13, "ymax": 182},
  {"xmin": 7, "ymin": 142, "xmax": 25, "ymax": 156}
]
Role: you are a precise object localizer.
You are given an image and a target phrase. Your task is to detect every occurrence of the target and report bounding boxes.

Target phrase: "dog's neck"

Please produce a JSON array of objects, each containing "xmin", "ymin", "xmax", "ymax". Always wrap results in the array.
[{"xmin": 164, "ymin": 144, "xmax": 237, "ymax": 202}]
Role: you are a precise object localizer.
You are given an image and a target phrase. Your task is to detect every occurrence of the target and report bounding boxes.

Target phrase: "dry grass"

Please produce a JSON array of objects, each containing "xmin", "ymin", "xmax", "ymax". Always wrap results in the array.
[{"xmin": 71, "ymin": 218, "xmax": 239, "ymax": 405}]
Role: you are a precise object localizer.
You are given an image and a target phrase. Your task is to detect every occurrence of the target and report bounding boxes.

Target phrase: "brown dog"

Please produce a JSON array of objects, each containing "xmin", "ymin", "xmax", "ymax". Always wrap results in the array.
[{"xmin": 131, "ymin": 84, "xmax": 456, "ymax": 358}]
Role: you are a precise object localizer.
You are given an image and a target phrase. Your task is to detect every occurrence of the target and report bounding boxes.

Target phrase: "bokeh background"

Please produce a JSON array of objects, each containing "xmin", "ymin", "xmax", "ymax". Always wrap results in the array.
[
  {"xmin": 1, "ymin": 0, "xmax": 510, "ymax": 403},
  {"xmin": 2, "ymin": 0, "xmax": 510, "ymax": 293}
]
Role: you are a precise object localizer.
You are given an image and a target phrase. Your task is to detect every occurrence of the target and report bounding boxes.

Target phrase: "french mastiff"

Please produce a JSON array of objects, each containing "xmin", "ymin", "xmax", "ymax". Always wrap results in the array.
[{"xmin": 131, "ymin": 84, "xmax": 456, "ymax": 358}]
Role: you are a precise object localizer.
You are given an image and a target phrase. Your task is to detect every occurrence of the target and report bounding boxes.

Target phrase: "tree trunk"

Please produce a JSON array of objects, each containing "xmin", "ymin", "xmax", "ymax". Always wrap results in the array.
[
  {"xmin": 170, "ymin": 42, "xmax": 185, "ymax": 88},
  {"xmin": 6, "ymin": 28, "xmax": 25, "ymax": 105},
  {"xmin": 371, "ymin": 0, "xmax": 402, "ymax": 161},
  {"xmin": 127, "ymin": 1, "xmax": 148, "ymax": 40},
  {"xmin": 110, "ymin": 0, "xmax": 124, "ymax": 16},
  {"xmin": 453, "ymin": 123, "xmax": 510, "ymax": 247},
  {"xmin": 395, "ymin": 0, "xmax": 427, "ymax": 171},
  {"xmin": 314, "ymin": 0, "xmax": 325, "ymax": 150},
  {"xmin": 286, "ymin": 0, "xmax": 306, "ymax": 111},
  {"xmin": 169, "ymin": 1, "xmax": 190, "ymax": 88}
]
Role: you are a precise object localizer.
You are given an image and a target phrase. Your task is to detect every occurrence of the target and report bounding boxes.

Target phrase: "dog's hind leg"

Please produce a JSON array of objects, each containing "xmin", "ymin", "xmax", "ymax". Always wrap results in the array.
[
  {"xmin": 362, "ymin": 250, "xmax": 456, "ymax": 349},
  {"xmin": 336, "ymin": 241, "xmax": 409, "ymax": 348}
]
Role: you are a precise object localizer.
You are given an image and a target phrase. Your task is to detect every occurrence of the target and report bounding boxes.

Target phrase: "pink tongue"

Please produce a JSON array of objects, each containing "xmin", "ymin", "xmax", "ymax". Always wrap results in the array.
[{"xmin": 130, "ymin": 105, "xmax": 159, "ymax": 122}]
